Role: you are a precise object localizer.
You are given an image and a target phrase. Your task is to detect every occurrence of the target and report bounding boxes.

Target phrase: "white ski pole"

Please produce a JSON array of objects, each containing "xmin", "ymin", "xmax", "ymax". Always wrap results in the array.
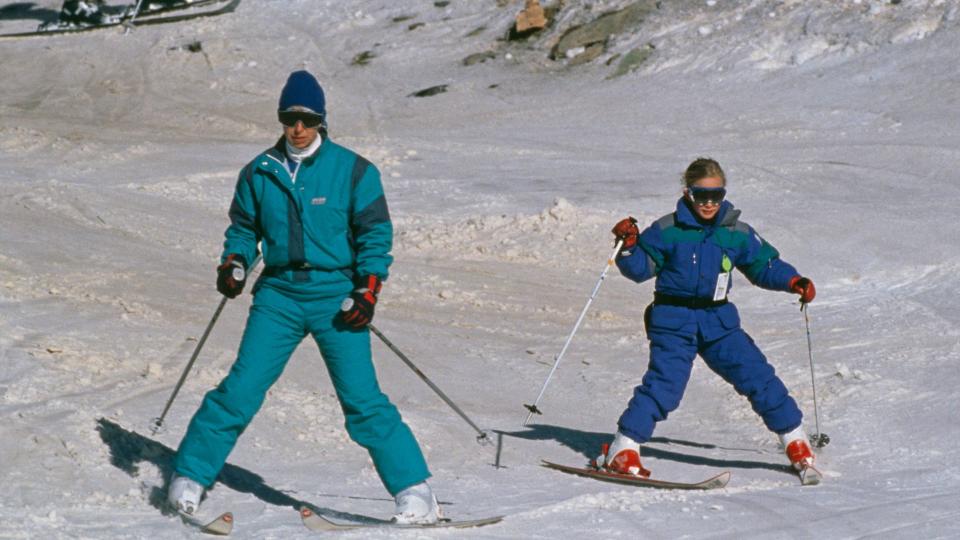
[
  {"xmin": 523, "ymin": 239, "xmax": 624, "ymax": 426},
  {"xmin": 801, "ymin": 303, "xmax": 830, "ymax": 448}
]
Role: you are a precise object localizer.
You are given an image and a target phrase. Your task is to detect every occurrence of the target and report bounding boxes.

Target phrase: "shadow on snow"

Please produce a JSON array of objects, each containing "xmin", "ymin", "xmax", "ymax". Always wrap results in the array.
[
  {"xmin": 95, "ymin": 417, "xmax": 385, "ymax": 522},
  {"xmin": 500, "ymin": 423, "xmax": 791, "ymax": 473}
]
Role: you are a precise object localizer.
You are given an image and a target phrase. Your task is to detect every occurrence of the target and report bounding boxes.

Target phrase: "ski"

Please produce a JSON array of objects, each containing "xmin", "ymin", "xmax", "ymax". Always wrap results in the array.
[
  {"xmin": 0, "ymin": 0, "xmax": 239, "ymax": 39},
  {"xmin": 541, "ymin": 460, "xmax": 731, "ymax": 490},
  {"xmin": 299, "ymin": 507, "xmax": 503, "ymax": 531},
  {"xmin": 179, "ymin": 511, "xmax": 234, "ymax": 536}
]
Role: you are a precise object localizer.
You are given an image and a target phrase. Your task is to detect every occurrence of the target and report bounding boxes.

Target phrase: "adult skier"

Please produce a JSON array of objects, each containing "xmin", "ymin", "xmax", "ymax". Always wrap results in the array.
[
  {"xmin": 167, "ymin": 70, "xmax": 441, "ymax": 524},
  {"xmin": 600, "ymin": 157, "xmax": 819, "ymax": 479}
]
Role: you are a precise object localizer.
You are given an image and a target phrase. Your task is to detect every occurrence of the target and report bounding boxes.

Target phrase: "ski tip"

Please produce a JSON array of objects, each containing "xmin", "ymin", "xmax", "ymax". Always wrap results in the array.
[
  {"xmin": 300, "ymin": 507, "xmax": 314, "ymax": 518},
  {"xmin": 693, "ymin": 470, "xmax": 731, "ymax": 489},
  {"xmin": 198, "ymin": 511, "xmax": 234, "ymax": 536}
]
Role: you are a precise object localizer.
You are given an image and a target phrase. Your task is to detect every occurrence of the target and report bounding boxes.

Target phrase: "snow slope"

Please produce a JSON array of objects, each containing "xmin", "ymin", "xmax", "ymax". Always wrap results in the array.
[{"xmin": 1, "ymin": 0, "xmax": 959, "ymax": 537}]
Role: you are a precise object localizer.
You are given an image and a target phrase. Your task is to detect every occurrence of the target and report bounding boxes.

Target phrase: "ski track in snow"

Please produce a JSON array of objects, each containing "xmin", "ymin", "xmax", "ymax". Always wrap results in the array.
[{"xmin": 1, "ymin": 0, "xmax": 960, "ymax": 538}]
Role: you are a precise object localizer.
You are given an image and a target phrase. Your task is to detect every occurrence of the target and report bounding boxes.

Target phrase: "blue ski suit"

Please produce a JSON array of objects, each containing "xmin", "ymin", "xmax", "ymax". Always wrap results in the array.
[
  {"xmin": 615, "ymin": 198, "xmax": 804, "ymax": 443},
  {"xmin": 173, "ymin": 137, "xmax": 430, "ymax": 495}
]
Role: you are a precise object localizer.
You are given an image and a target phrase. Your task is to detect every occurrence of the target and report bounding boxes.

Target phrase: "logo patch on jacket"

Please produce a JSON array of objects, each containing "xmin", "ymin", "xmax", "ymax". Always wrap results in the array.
[{"xmin": 311, "ymin": 197, "xmax": 327, "ymax": 205}]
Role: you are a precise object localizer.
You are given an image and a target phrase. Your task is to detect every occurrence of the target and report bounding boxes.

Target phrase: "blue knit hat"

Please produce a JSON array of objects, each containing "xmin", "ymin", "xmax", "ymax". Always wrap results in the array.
[{"xmin": 278, "ymin": 70, "xmax": 326, "ymax": 115}]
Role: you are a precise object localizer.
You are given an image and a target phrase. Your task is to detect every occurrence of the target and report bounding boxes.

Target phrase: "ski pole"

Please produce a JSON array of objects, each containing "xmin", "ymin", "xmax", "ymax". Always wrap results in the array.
[
  {"xmin": 367, "ymin": 322, "xmax": 492, "ymax": 446},
  {"xmin": 801, "ymin": 303, "xmax": 829, "ymax": 448},
  {"xmin": 522, "ymin": 239, "xmax": 624, "ymax": 426},
  {"xmin": 123, "ymin": 0, "xmax": 146, "ymax": 33},
  {"xmin": 150, "ymin": 255, "xmax": 261, "ymax": 435}
]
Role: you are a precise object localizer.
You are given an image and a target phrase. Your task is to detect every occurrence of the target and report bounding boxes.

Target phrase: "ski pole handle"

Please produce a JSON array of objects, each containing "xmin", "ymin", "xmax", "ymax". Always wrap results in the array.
[{"xmin": 522, "ymin": 239, "xmax": 624, "ymax": 426}]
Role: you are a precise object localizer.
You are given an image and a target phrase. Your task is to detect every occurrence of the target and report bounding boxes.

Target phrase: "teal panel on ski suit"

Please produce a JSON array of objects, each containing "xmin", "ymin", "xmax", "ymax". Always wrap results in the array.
[
  {"xmin": 223, "ymin": 137, "xmax": 393, "ymax": 297},
  {"xmin": 173, "ymin": 137, "xmax": 429, "ymax": 496}
]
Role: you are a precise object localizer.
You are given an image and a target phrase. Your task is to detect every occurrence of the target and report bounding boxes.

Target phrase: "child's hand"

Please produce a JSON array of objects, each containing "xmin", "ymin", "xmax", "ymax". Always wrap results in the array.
[
  {"xmin": 611, "ymin": 217, "xmax": 639, "ymax": 249},
  {"xmin": 789, "ymin": 276, "xmax": 816, "ymax": 303}
]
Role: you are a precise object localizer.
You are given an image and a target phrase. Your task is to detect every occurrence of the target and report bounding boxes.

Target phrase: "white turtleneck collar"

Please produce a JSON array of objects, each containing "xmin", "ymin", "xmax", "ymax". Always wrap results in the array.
[{"xmin": 284, "ymin": 135, "xmax": 323, "ymax": 179}]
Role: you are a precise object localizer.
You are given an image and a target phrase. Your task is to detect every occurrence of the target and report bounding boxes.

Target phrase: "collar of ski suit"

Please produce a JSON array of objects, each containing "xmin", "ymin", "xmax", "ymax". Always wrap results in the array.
[
  {"xmin": 674, "ymin": 198, "xmax": 741, "ymax": 229},
  {"xmin": 284, "ymin": 134, "xmax": 323, "ymax": 164},
  {"xmin": 264, "ymin": 135, "xmax": 328, "ymax": 168},
  {"xmin": 254, "ymin": 137, "xmax": 333, "ymax": 191}
]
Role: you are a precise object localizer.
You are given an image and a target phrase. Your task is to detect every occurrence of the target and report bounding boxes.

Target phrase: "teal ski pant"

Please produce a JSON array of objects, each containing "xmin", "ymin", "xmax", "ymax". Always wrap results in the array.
[{"xmin": 172, "ymin": 286, "xmax": 431, "ymax": 495}]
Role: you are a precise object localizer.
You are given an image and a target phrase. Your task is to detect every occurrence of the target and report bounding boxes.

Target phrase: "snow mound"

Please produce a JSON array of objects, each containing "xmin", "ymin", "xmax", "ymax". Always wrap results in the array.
[{"xmin": 396, "ymin": 198, "xmax": 635, "ymax": 267}]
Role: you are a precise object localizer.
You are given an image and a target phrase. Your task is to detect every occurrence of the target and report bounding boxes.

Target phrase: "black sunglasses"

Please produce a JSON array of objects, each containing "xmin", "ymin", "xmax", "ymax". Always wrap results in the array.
[
  {"xmin": 278, "ymin": 110, "xmax": 324, "ymax": 129},
  {"xmin": 688, "ymin": 187, "xmax": 726, "ymax": 206}
]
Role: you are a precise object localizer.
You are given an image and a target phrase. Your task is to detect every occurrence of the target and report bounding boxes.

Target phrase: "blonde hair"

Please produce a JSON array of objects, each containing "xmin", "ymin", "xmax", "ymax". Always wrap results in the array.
[{"xmin": 683, "ymin": 157, "xmax": 726, "ymax": 187}]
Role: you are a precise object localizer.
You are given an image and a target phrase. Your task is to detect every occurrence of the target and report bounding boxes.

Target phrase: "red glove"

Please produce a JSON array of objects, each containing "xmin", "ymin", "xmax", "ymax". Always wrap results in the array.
[
  {"xmin": 611, "ymin": 217, "xmax": 639, "ymax": 250},
  {"xmin": 789, "ymin": 276, "xmax": 816, "ymax": 303},
  {"xmin": 341, "ymin": 275, "xmax": 382, "ymax": 329},
  {"xmin": 216, "ymin": 254, "xmax": 247, "ymax": 298}
]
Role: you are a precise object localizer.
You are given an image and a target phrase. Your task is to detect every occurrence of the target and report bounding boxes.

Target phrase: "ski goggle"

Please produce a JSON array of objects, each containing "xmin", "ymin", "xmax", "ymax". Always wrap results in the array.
[
  {"xmin": 688, "ymin": 187, "xmax": 726, "ymax": 206},
  {"xmin": 278, "ymin": 110, "xmax": 325, "ymax": 129}
]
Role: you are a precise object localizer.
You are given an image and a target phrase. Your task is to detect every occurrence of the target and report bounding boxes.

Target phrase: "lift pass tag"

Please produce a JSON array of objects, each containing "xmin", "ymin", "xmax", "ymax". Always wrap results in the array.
[{"xmin": 713, "ymin": 254, "xmax": 733, "ymax": 301}]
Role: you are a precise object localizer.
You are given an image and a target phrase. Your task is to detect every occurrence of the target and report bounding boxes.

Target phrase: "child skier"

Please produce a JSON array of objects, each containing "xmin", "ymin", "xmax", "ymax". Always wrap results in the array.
[{"xmin": 600, "ymin": 157, "xmax": 819, "ymax": 481}]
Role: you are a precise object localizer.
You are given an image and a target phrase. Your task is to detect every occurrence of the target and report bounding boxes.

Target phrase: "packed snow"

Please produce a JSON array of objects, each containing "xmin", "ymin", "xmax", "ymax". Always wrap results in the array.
[{"xmin": 2, "ymin": 0, "xmax": 959, "ymax": 538}]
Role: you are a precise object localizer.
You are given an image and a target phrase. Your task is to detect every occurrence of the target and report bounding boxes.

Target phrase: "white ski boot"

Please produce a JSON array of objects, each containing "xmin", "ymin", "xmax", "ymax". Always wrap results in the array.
[
  {"xmin": 595, "ymin": 431, "xmax": 651, "ymax": 477},
  {"xmin": 168, "ymin": 473, "xmax": 205, "ymax": 515},
  {"xmin": 392, "ymin": 482, "xmax": 442, "ymax": 525}
]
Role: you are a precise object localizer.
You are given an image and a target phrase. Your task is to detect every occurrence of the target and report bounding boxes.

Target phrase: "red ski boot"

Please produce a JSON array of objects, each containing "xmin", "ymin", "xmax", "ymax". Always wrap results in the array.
[
  {"xmin": 594, "ymin": 432, "xmax": 651, "ymax": 478},
  {"xmin": 780, "ymin": 426, "xmax": 822, "ymax": 485},
  {"xmin": 785, "ymin": 439, "xmax": 815, "ymax": 470}
]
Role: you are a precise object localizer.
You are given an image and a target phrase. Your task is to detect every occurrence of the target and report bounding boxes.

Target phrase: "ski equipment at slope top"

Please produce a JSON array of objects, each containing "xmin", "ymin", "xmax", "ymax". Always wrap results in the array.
[{"xmin": 0, "ymin": 0, "xmax": 239, "ymax": 39}]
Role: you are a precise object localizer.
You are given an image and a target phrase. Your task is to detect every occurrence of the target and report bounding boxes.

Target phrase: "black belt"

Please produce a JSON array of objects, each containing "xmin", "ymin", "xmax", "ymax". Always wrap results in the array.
[
  {"xmin": 654, "ymin": 292, "xmax": 728, "ymax": 309},
  {"xmin": 263, "ymin": 262, "xmax": 319, "ymax": 277}
]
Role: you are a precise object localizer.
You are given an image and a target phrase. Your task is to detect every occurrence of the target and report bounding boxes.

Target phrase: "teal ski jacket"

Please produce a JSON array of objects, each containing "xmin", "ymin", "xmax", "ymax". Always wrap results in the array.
[{"xmin": 222, "ymin": 137, "xmax": 392, "ymax": 297}]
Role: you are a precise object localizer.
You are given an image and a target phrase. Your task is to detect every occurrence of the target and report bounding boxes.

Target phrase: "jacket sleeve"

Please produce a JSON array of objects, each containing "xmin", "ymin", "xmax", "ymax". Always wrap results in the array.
[
  {"xmin": 221, "ymin": 162, "xmax": 261, "ymax": 266},
  {"xmin": 615, "ymin": 221, "xmax": 663, "ymax": 283},
  {"xmin": 735, "ymin": 223, "xmax": 798, "ymax": 291},
  {"xmin": 350, "ymin": 157, "xmax": 393, "ymax": 280}
]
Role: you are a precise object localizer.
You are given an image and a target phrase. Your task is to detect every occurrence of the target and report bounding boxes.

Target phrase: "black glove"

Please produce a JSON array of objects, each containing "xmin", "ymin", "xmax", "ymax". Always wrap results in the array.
[
  {"xmin": 340, "ymin": 275, "xmax": 382, "ymax": 329},
  {"xmin": 216, "ymin": 254, "xmax": 247, "ymax": 298}
]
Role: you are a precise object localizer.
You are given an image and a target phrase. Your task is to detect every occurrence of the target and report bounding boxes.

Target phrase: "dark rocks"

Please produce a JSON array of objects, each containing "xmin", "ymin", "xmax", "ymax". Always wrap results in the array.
[
  {"xmin": 463, "ymin": 51, "xmax": 497, "ymax": 66},
  {"xmin": 550, "ymin": 1, "xmax": 657, "ymax": 61},
  {"xmin": 408, "ymin": 85, "xmax": 449, "ymax": 98},
  {"xmin": 607, "ymin": 43, "xmax": 655, "ymax": 78},
  {"xmin": 351, "ymin": 50, "xmax": 376, "ymax": 66}
]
